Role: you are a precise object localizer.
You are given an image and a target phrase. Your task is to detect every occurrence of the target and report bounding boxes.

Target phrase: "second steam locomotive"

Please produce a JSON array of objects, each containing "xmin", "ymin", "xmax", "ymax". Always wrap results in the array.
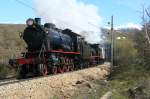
[{"xmin": 9, "ymin": 18, "xmax": 110, "ymax": 79}]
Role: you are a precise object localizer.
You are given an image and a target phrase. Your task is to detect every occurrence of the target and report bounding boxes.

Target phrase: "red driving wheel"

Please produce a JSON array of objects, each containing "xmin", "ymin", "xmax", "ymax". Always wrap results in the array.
[
  {"xmin": 52, "ymin": 66, "xmax": 57, "ymax": 74},
  {"xmin": 70, "ymin": 64, "xmax": 74, "ymax": 71},
  {"xmin": 41, "ymin": 64, "xmax": 48, "ymax": 76},
  {"xmin": 58, "ymin": 66, "xmax": 64, "ymax": 73},
  {"xmin": 63, "ymin": 65, "xmax": 68, "ymax": 72},
  {"xmin": 66, "ymin": 65, "xmax": 70, "ymax": 72}
]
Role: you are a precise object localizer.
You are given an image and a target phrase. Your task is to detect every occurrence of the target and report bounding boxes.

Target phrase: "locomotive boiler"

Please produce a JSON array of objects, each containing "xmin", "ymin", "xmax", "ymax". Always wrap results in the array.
[{"xmin": 23, "ymin": 18, "xmax": 76, "ymax": 52}]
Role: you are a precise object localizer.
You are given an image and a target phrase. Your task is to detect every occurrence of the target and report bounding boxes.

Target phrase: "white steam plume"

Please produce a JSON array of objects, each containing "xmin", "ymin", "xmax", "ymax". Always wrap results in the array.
[{"xmin": 33, "ymin": 0, "xmax": 102, "ymax": 43}]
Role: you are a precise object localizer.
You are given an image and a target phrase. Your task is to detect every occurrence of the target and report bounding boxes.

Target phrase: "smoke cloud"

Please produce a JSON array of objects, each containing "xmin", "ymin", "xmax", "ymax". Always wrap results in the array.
[{"xmin": 33, "ymin": 0, "xmax": 102, "ymax": 43}]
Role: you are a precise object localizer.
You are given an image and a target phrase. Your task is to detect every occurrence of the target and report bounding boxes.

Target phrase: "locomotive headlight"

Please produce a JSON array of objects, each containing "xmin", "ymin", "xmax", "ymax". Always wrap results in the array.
[{"xmin": 26, "ymin": 18, "xmax": 34, "ymax": 26}]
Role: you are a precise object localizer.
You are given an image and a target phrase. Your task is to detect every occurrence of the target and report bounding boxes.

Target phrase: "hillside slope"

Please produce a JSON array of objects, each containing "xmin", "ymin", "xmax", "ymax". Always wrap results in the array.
[
  {"xmin": 0, "ymin": 24, "xmax": 26, "ymax": 63},
  {"xmin": 0, "ymin": 24, "xmax": 26, "ymax": 77}
]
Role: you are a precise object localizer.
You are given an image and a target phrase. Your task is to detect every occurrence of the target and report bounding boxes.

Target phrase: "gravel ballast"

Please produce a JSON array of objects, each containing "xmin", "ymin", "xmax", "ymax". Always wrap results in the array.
[{"xmin": 0, "ymin": 63, "xmax": 111, "ymax": 99}]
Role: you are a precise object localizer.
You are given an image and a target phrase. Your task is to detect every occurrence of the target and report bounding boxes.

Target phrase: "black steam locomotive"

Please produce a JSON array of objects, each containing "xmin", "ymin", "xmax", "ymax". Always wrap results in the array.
[{"xmin": 9, "ymin": 18, "xmax": 106, "ymax": 79}]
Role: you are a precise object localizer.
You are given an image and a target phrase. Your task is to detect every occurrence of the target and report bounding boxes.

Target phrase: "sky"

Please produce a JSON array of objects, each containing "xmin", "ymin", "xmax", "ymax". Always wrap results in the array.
[{"xmin": 0, "ymin": 0, "xmax": 149, "ymax": 28}]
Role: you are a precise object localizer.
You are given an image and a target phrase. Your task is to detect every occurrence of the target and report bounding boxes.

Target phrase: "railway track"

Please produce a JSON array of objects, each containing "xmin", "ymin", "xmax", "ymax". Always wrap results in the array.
[
  {"xmin": 0, "ymin": 77, "xmax": 18, "ymax": 86},
  {"xmin": 0, "ymin": 63, "xmax": 110, "ymax": 86}
]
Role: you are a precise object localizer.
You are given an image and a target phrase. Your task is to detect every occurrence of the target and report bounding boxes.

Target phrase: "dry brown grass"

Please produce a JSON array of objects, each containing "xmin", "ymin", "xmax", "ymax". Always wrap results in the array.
[
  {"xmin": 0, "ymin": 24, "xmax": 26, "ymax": 64},
  {"xmin": 0, "ymin": 24, "xmax": 26, "ymax": 77}
]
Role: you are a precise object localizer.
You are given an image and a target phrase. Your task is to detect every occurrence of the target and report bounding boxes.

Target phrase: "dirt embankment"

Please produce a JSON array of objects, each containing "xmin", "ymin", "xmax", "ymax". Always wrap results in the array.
[{"xmin": 0, "ymin": 63, "xmax": 111, "ymax": 99}]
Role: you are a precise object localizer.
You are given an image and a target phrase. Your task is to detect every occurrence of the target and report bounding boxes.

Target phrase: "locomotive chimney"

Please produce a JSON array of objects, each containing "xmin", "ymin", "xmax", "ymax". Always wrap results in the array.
[{"xmin": 35, "ymin": 18, "xmax": 41, "ymax": 25}]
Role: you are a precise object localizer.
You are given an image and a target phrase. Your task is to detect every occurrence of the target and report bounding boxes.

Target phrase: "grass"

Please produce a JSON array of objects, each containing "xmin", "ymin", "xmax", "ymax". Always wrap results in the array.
[
  {"xmin": 71, "ymin": 65, "xmax": 150, "ymax": 99},
  {"xmin": 0, "ymin": 64, "xmax": 16, "ymax": 78},
  {"xmin": 106, "ymin": 65, "xmax": 149, "ymax": 99},
  {"xmin": 0, "ymin": 24, "xmax": 26, "ymax": 78}
]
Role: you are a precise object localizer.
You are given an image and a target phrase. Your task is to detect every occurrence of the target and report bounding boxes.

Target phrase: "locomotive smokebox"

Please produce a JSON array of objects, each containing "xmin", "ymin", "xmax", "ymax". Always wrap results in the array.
[{"xmin": 35, "ymin": 18, "xmax": 41, "ymax": 25}]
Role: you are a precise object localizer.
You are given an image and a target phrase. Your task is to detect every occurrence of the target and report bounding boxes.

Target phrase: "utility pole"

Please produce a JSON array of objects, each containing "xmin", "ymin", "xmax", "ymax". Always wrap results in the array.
[{"xmin": 111, "ymin": 16, "xmax": 114, "ymax": 66}]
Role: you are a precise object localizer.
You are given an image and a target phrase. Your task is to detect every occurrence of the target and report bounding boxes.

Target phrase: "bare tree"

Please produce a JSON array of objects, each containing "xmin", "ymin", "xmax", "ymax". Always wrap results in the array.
[{"xmin": 143, "ymin": 6, "xmax": 150, "ymax": 44}]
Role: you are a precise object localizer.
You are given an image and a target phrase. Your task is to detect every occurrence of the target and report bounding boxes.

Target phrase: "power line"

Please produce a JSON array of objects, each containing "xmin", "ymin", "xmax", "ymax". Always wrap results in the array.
[
  {"xmin": 15, "ymin": 0, "xmax": 100, "ymax": 31},
  {"xmin": 15, "ymin": 0, "xmax": 35, "ymax": 10},
  {"xmin": 15, "ymin": 0, "xmax": 85, "ymax": 31}
]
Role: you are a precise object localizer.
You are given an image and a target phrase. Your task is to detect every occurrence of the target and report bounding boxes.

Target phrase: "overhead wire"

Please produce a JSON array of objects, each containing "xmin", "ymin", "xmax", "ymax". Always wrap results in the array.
[{"xmin": 15, "ymin": 0, "xmax": 86, "ymax": 31}]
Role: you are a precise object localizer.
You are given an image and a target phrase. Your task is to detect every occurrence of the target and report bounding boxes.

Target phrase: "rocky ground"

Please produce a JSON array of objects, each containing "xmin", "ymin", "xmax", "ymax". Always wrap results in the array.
[{"xmin": 0, "ymin": 63, "xmax": 111, "ymax": 99}]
